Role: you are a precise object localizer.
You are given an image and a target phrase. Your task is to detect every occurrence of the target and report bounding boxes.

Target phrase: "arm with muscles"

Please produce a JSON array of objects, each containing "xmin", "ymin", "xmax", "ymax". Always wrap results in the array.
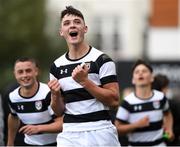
[
  {"xmin": 72, "ymin": 64, "xmax": 120, "ymax": 108},
  {"xmin": 7, "ymin": 114, "xmax": 21, "ymax": 146},
  {"xmin": 114, "ymin": 116, "xmax": 150, "ymax": 135},
  {"xmin": 48, "ymin": 79, "xmax": 65, "ymax": 116},
  {"xmin": 19, "ymin": 116, "xmax": 63, "ymax": 135},
  {"xmin": 163, "ymin": 110, "xmax": 174, "ymax": 141}
]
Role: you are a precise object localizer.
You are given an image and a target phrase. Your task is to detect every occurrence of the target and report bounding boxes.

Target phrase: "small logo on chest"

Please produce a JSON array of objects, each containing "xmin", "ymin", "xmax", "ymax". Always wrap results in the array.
[
  {"xmin": 35, "ymin": 100, "xmax": 42, "ymax": 110},
  {"xmin": 134, "ymin": 105, "xmax": 142, "ymax": 111},
  {"xmin": 153, "ymin": 101, "xmax": 160, "ymax": 109},
  {"xmin": 60, "ymin": 69, "xmax": 68, "ymax": 74}
]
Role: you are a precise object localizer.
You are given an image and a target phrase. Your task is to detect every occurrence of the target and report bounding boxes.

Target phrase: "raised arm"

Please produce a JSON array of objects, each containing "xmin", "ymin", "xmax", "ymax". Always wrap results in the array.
[
  {"xmin": 48, "ymin": 79, "xmax": 65, "ymax": 116},
  {"xmin": 72, "ymin": 63, "xmax": 120, "ymax": 109}
]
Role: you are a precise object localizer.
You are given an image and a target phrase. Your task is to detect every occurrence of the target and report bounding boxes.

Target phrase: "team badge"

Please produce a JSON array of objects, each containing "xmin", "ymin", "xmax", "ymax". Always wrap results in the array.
[
  {"xmin": 86, "ymin": 62, "xmax": 91, "ymax": 69},
  {"xmin": 35, "ymin": 100, "xmax": 42, "ymax": 110},
  {"xmin": 153, "ymin": 101, "xmax": 160, "ymax": 109}
]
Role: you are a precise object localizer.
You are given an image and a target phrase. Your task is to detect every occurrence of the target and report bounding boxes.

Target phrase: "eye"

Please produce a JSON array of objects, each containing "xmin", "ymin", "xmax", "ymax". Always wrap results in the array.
[
  {"xmin": 63, "ymin": 21, "xmax": 70, "ymax": 26},
  {"xmin": 74, "ymin": 19, "xmax": 81, "ymax": 24},
  {"xmin": 17, "ymin": 70, "xmax": 23, "ymax": 74}
]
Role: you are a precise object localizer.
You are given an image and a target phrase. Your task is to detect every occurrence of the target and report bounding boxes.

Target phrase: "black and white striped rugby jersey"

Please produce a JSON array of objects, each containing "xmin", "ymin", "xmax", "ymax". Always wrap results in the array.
[
  {"xmin": 50, "ymin": 46, "xmax": 118, "ymax": 131},
  {"xmin": 116, "ymin": 90, "xmax": 170, "ymax": 146},
  {"xmin": 8, "ymin": 82, "xmax": 58, "ymax": 145}
]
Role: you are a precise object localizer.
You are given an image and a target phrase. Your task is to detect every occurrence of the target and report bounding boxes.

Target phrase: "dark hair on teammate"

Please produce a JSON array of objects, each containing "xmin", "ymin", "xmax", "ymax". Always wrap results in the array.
[
  {"xmin": 152, "ymin": 74, "xmax": 169, "ymax": 91},
  {"xmin": 14, "ymin": 57, "xmax": 39, "ymax": 68},
  {"xmin": 131, "ymin": 59, "xmax": 153, "ymax": 73},
  {"xmin": 60, "ymin": 6, "xmax": 84, "ymax": 21}
]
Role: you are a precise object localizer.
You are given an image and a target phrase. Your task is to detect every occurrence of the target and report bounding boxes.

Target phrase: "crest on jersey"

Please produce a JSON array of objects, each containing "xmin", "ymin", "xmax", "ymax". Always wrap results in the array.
[
  {"xmin": 35, "ymin": 100, "xmax": 42, "ymax": 110},
  {"xmin": 85, "ymin": 62, "xmax": 91, "ymax": 69},
  {"xmin": 153, "ymin": 100, "xmax": 160, "ymax": 109}
]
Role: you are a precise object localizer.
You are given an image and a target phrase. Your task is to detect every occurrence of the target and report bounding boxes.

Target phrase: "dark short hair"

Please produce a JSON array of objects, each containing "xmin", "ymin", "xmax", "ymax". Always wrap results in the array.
[
  {"xmin": 14, "ymin": 57, "xmax": 39, "ymax": 68},
  {"xmin": 131, "ymin": 59, "xmax": 153, "ymax": 73},
  {"xmin": 152, "ymin": 74, "xmax": 169, "ymax": 91},
  {"xmin": 60, "ymin": 6, "xmax": 84, "ymax": 21}
]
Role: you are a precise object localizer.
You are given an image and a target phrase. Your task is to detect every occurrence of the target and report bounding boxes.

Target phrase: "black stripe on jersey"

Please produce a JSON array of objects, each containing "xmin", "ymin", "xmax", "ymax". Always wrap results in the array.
[
  {"xmin": 50, "ymin": 62, "xmax": 99, "ymax": 79},
  {"xmin": 10, "ymin": 99, "xmax": 49, "ymax": 113},
  {"xmin": 50, "ymin": 63, "xmax": 59, "ymax": 79},
  {"xmin": 129, "ymin": 138, "xmax": 164, "ymax": 146},
  {"xmin": 44, "ymin": 91, "xmax": 51, "ymax": 105},
  {"xmin": 100, "ymin": 75, "xmax": 118, "ymax": 85},
  {"xmin": 63, "ymin": 110, "xmax": 111, "ymax": 123},
  {"xmin": 134, "ymin": 120, "xmax": 163, "ymax": 132},
  {"xmin": 122, "ymin": 98, "xmax": 166, "ymax": 113},
  {"xmin": 96, "ymin": 54, "xmax": 113, "ymax": 71},
  {"xmin": 63, "ymin": 88, "xmax": 95, "ymax": 103}
]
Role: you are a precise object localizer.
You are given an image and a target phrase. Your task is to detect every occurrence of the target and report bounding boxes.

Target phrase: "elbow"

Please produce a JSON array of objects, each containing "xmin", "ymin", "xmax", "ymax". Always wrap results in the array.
[{"xmin": 109, "ymin": 95, "xmax": 120, "ymax": 109}]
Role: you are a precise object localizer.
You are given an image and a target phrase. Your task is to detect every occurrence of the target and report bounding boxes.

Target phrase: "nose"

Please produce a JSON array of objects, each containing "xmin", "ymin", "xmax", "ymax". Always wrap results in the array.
[
  {"xmin": 69, "ymin": 21, "xmax": 76, "ymax": 28},
  {"xmin": 21, "ymin": 71, "xmax": 28, "ymax": 77}
]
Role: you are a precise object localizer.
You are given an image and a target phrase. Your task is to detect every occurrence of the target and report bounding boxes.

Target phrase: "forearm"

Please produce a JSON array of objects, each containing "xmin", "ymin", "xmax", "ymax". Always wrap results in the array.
[
  {"xmin": 51, "ymin": 94, "xmax": 65, "ymax": 116},
  {"xmin": 81, "ymin": 79, "xmax": 120, "ymax": 108},
  {"xmin": 7, "ymin": 114, "xmax": 20, "ymax": 146},
  {"xmin": 114, "ymin": 120, "xmax": 139, "ymax": 135},
  {"xmin": 38, "ymin": 117, "xmax": 63, "ymax": 133},
  {"xmin": 164, "ymin": 111, "xmax": 173, "ymax": 130}
]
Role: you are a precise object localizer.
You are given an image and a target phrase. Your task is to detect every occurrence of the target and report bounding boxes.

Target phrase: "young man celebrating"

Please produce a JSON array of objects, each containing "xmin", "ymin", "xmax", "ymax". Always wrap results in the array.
[
  {"xmin": 7, "ymin": 57, "xmax": 62, "ymax": 146},
  {"xmin": 48, "ymin": 6, "xmax": 120, "ymax": 147},
  {"xmin": 115, "ymin": 59, "xmax": 173, "ymax": 146}
]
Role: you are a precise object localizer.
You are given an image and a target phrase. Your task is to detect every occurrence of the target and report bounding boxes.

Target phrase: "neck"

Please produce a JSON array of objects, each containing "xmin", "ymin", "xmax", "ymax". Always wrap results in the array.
[
  {"xmin": 135, "ymin": 86, "xmax": 152, "ymax": 99},
  {"xmin": 68, "ymin": 42, "xmax": 89, "ymax": 60},
  {"xmin": 20, "ymin": 82, "xmax": 38, "ymax": 97}
]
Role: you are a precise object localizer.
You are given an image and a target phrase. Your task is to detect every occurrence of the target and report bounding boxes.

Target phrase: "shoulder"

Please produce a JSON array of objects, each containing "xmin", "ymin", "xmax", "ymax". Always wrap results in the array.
[
  {"xmin": 53, "ymin": 53, "xmax": 67, "ymax": 67},
  {"xmin": 124, "ymin": 92, "xmax": 136, "ymax": 103},
  {"xmin": 9, "ymin": 86, "xmax": 20, "ymax": 101},
  {"xmin": 38, "ymin": 82, "xmax": 50, "ymax": 93},
  {"xmin": 152, "ymin": 89, "xmax": 165, "ymax": 100},
  {"xmin": 91, "ymin": 47, "xmax": 104, "ymax": 55}
]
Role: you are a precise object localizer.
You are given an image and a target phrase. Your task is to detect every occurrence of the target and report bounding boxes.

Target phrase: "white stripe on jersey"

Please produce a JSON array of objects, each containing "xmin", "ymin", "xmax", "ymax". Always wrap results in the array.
[
  {"xmin": 65, "ymin": 99, "xmax": 109, "ymax": 115},
  {"xmin": 59, "ymin": 73, "xmax": 101, "ymax": 91},
  {"xmin": 17, "ymin": 111, "xmax": 52, "ymax": 124},
  {"xmin": 129, "ymin": 129, "xmax": 163, "ymax": 142},
  {"xmin": 128, "ymin": 109, "xmax": 163, "ymax": 123},
  {"xmin": 99, "ymin": 61, "xmax": 117, "ymax": 79}
]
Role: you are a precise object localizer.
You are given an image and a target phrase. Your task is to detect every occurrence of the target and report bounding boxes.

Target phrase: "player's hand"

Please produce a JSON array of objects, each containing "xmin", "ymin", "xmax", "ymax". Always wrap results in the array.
[
  {"xmin": 19, "ymin": 125, "xmax": 40, "ymax": 135},
  {"xmin": 135, "ymin": 116, "xmax": 150, "ymax": 128},
  {"xmin": 72, "ymin": 63, "xmax": 89, "ymax": 85},
  {"xmin": 48, "ymin": 79, "xmax": 61, "ymax": 97}
]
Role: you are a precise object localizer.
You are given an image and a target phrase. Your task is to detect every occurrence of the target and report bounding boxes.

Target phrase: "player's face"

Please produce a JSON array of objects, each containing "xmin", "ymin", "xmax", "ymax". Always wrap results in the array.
[
  {"xmin": 14, "ymin": 61, "xmax": 38, "ymax": 88},
  {"xmin": 132, "ymin": 64, "xmax": 154, "ymax": 87},
  {"xmin": 59, "ymin": 14, "xmax": 88, "ymax": 45}
]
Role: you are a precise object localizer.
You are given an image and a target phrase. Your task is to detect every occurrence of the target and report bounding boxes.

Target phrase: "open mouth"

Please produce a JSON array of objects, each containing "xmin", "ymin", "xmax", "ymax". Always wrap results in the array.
[
  {"xmin": 69, "ymin": 32, "xmax": 78, "ymax": 37},
  {"xmin": 138, "ymin": 77, "xmax": 144, "ymax": 80}
]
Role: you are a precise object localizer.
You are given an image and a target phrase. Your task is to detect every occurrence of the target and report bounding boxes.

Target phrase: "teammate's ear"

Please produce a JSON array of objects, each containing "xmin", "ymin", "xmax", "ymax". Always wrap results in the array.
[
  {"xmin": 84, "ymin": 26, "xmax": 88, "ymax": 33},
  {"xmin": 151, "ymin": 75, "xmax": 154, "ymax": 83},
  {"xmin": 132, "ymin": 78, "xmax": 135, "ymax": 85},
  {"xmin": 59, "ymin": 28, "xmax": 63, "ymax": 36}
]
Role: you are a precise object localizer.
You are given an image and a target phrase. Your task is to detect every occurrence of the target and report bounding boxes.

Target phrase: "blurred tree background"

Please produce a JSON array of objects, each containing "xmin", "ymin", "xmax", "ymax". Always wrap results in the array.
[{"xmin": 0, "ymin": 0, "xmax": 66, "ymax": 92}]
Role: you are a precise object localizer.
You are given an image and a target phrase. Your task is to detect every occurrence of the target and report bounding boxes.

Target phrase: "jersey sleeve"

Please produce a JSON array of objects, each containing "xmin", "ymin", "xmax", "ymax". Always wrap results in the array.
[
  {"xmin": 49, "ymin": 63, "xmax": 58, "ymax": 80},
  {"xmin": 116, "ymin": 100, "xmax": 130, "ymax": 123},
  {"xmin": 96, "ymin": 54, "xmax": 118, "ymax": 85},
  {"xmin": 44, "ymin": 91, "xmax": 55, "ymax": 116},
  {"xmin": 162, "ymin": 96, "xmax": 170, "ymax": 113},
  {"xmin": 8, "ymin": 96, "xmax": 17, "ymax": 116}
]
